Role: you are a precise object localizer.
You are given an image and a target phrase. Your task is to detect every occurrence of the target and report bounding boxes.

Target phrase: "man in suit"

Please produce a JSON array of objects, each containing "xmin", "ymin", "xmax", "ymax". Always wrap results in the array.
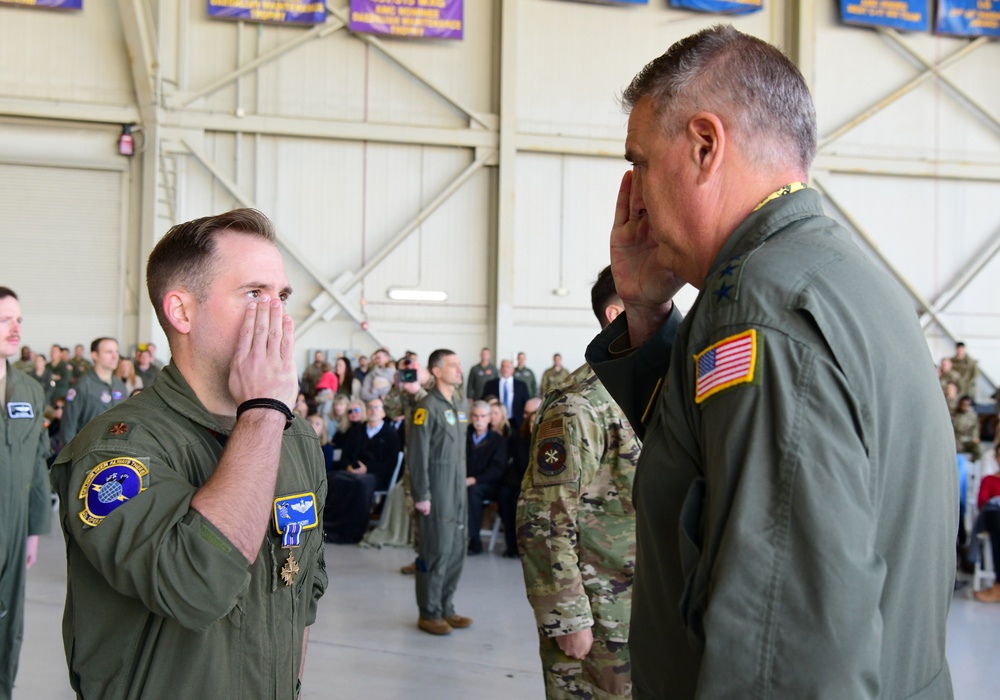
[{"xmin": 483, "ymin": 359, "xmax": 529, "ymax": 430}]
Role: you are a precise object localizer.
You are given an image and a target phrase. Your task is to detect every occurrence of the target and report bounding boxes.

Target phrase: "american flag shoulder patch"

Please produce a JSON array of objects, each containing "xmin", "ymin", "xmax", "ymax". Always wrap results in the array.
[
  {"xmin": 536, "ymin": 419, "xmax": 563, "ymax": 440},
  {"xmin": 694, "ymin": 329, "xmax": 757, "ymax": 404}
]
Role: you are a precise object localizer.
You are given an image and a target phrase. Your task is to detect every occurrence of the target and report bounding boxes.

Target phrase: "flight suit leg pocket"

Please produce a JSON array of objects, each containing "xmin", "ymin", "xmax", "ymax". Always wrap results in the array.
[{"xmin": 678, "ymin": 477, "xmax": 707, "ymax": 651}]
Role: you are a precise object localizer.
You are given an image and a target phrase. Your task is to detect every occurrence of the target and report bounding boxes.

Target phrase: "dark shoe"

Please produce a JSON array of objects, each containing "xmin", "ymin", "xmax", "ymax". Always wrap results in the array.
[
  {"xmin": 502, "ymin": 549, "xmax": 521, "ymax": 559},
  {"xmin": 418, "ymin": 618, "xmax": 453, "ymax": 635},
  {"xmin": 445, "ymin": 614, "xmax": 472, "ymax": 629},
  {"xmin": 467, "ymin": 543, "xmax": 483, "ymax": 556},
  {"xmin": 399, "ymin": 561, "xmax": 416, "ymax": 575}
]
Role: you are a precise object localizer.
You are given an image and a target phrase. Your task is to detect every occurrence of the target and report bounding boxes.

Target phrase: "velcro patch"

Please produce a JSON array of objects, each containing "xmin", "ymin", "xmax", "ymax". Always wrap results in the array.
[
  {"xmin": 7, "ymin": 402, "xmax": 33, "ymax": 419},
  {"xmin": 413, "ymin": 408, "xmax": 427, "ymax": 426},
  {"xmin": 78, "ymin": 457, "xmax": 149, "ymax": 527},
  {"xmin": 273, "ymin": 492, "xmax": 319, "ymax": 535},
  {"xmin": 694, "ymin": 329, "xmax": 757, "ymax": 404},
  {"xmin": 536, "ymin": 418, "xmax": 563, "ymax": 440},
  {"xmin": 536, "ymin": 437, "xmax": 568, "ymax": 478}
]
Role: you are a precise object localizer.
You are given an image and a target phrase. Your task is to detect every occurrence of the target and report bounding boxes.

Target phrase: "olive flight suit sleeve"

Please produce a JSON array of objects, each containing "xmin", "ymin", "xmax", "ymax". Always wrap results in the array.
[
  {"xmin": 27, "ymin": 408, "xmax": 51, "ymax": 536},
  {"xmin": 408, "ymin": 400, "xmax": 434, "ymax": 503},
  {"xmin": 517, "ymin": 398, "xmax": 603, "ymax": 637},
  {"xmin": 688, "ymin": 325, "xmax": 884, "ymax": 698},
  {"xmin": 52, "ymin": 446, "xmax": 253, "ymax": 632},
  {"xmin": 586, "ymin": 306, "xmax": 683, "ymax": 441}
]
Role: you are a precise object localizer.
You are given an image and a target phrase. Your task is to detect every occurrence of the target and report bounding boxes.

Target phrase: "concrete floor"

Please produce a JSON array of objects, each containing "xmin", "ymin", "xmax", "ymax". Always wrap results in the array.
[{"xmin": 16, "ymin": 512, "xmax": 1000, "ymax": 699}]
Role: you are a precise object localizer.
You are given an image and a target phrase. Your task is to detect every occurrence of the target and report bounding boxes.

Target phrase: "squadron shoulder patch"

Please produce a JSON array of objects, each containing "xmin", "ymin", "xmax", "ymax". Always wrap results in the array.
[
  {"xmin": 78, "ymin": 456, "xmax": 149, "ymax": 527},
  {"xmin": 273, "ymin": 492, "xmax": 319, "ymax": 535},
  {"xmin": 536, "ymin": 437, "xmax": 568, "ymax": 477},
  {"xmin": 694, "ymin": 329, "xmax": 757, "ymax": 404},
  {"xmin": 413, "ymin": 408, "xmax": 427, "ymax": 426}
]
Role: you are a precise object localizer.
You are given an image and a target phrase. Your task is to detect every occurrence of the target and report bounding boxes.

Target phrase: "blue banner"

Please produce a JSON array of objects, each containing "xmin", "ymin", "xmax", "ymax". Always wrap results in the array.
[
  {"xmin": 207, "ymin": 1, "xmax": 327, "ymax": 25},
  {"xmin": 840, "ymin": 0, "xmax": 930, "ymax": 31},
  {"xmin": 0, "ymin": 0, "xmax": 82, "ymax": 7},
  {"xmin": 671, "ymin": 0, "xmax": 762, "ymax": 13},
  {"xmin": 936, "ymin": 0, "xmax": 1000, "ymax": 36}
]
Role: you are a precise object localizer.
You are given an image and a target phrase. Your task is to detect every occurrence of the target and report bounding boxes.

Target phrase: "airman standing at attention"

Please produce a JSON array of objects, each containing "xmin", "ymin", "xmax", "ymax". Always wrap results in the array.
[
  {"xmin": 465, "ymin": 347, "xmax": 497, "ymax": 402},
  {"xmin": 60, "ymin": 337, "xmax": 127, "ymax": 445},
  {"xmin": 518, "ymin": 267, "xmax": 639, "ymax": 699},
  {"xmin": 0, "ymin": 287, "xmax": 51, "ymax": 700},
  {"xmin": 409, "ymin": 349, "xmax": 472, "ymax": 635},
  {"xmin": 950, "ymin": 342, "xmax": 978, "ymax": 398},
  {"xmin": 513, "ymin": 352, "xmax": 538, "ymax": 398},
  {"xmin": 539, "ymin": 354, "xmax": 569, "ymax": 398}
]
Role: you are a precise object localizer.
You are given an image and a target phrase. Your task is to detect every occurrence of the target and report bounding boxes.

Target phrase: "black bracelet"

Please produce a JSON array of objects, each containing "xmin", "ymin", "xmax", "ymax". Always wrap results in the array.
[{"xmin": 236, "ymin": 398, "xmax": 294, "ymax": 431}]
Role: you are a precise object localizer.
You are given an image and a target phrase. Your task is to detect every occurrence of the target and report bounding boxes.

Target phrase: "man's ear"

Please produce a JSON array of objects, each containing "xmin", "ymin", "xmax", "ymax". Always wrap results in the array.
[
  {"xmin": 687, "ymin": 112, "xmax": 726, "ymax": 184},
  {"xmin": 163, "ymin": 291, "xmax": 195, "ymax": 335},
  {"xmin": 604, "ymin": 304, "xmax": 623, "ymax": 326}
]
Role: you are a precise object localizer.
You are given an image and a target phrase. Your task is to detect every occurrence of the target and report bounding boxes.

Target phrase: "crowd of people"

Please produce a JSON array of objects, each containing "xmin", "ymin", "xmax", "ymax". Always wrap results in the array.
[{"xmin": 3, "ymin": 23, "xmax": 997, "ymax": 700}]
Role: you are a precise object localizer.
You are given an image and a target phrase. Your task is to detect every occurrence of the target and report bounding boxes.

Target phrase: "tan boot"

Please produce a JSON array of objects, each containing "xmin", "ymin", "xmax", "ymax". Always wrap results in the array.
[
  {"xmin": 399, "ymin": 561, "xmax": 416, "ymax": 575},
  {"xmin": 973, "ymin": 582, "xmax": 1000, "ymax": 603},
  {"xmin": 445, "ymin": 614, "xmax": 472, "ymax": 629},
  {"xmin": 417, "ymin": 618, "xmax": 453, "ymax": 635}
]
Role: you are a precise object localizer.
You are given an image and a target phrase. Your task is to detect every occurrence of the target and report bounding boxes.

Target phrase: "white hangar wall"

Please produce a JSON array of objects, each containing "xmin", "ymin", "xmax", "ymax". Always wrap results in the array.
[{"xmin": 0, "ymin": 1, "xmax": 997, "ymax": 398}]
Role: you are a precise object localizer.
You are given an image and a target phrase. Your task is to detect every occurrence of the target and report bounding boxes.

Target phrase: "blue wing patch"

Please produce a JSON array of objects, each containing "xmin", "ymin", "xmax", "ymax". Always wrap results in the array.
[
  {"xmin": 273, "ymin": 492, "xmax": 319, "ymax": 534},
  {"xmin": 78, "ymin": 457, "xmax": 150, "ymax": 527}
]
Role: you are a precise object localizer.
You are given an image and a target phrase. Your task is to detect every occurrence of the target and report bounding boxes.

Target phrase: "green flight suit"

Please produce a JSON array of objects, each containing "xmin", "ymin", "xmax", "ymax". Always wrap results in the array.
[
  {"xmin": 517, "ymin": 364, "xmax": 639, "ymax": 699},
  {"xmin": 69, "ymin": 358, "xmax": 93, "ymax": 383},
  {"xmin": 0, "ymin": 364, "xmax": 51, "ymax": 700},
  {"xmin": 50, "ymin": 364, "xmax": 328, "ymax": 700},
  {"xmin": 513, "ymin": 366, "xmax": 538, "ymax": 398},
  {"xmin": 408, "ymin": 388, "xmax": 467, "ymax": 620},
  {"xmin": 466, "ymin": 363, "xmax": 498, "ymax": 402},
  {"xmin": 61, "ymin": 370, "xmax": 128, "ymax": 445},
  {"xmin": 48, "ymin": 359, "xmax": 71, "ymax": 402},
  {"xmin": 588, "ymin": 188, "xmax": 956, "ymax": 699}
]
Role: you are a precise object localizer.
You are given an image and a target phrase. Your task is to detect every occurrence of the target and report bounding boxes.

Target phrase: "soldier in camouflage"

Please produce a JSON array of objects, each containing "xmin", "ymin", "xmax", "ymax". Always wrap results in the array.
[
  {"xmin": 517, "ymin": 266, "xmax": 638, "ymax": 699},
  {"xmin": 950, "ymin": 342, "xmax": 978, "ymax": 398},
  {"xmin": 539, "ymin": 354, "xmax": 570, "ymax": 398}
]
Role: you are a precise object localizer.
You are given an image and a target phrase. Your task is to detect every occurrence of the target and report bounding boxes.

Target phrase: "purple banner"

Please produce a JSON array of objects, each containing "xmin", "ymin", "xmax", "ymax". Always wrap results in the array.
[
  {"xmin": 207, "ymin": 1, "xmax": 327, "ymax": 25},
  {"xmin": 350, "ymin": 0, "xmax": 463, "ymax": 40},
  {"xmin": 0, "ymin": 0, "xmax": 82, "ymax": 8}
]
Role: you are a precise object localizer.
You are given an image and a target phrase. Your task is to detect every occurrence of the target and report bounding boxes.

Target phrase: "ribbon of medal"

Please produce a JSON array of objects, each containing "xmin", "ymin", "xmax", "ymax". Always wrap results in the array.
[{"xmin": 280, "ymin": 522, "xmax": 301, "ymax": 586}]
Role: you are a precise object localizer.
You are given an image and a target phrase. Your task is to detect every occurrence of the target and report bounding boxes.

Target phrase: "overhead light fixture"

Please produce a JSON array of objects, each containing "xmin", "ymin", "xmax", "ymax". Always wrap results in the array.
[
  {"xmin": 552, "ymin": 288, "xmax": 570, "ymax": 296},
  {"xmin": 387, "ymin": 288, "xmax": 448, "ymax": 302}
]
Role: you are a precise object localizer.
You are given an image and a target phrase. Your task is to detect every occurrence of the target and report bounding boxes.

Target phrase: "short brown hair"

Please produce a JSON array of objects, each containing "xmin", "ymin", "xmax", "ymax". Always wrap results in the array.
[{"xmin": 146, "ymin": 208, "xmax": 276, "ymax": 334}]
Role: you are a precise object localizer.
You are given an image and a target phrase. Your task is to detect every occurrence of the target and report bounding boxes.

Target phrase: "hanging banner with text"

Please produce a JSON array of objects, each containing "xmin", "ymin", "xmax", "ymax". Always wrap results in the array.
[
  {"xmin": 0, "ymin": 0, "xmax": 82, "ymax": 8},
  {"xmin": 935, "ymin": 0, "xmax": 1000, "ymax": 36},
  {"xmin": 670, "ymin": 0, "xmax": 762, "ymax": 13},
  {"xmin": 349, "ymin": 0, "xmax": 463, "ymax": 39},
  {"xmin": 840, "ymin": 0, "xmax": 930, "ymax": 32},
  {"xmin": 564, "ymin": 1, "xmax": 648, "ymax": 5},
  {"xmin": 206, "ymin": 1, "xmax": 327, "ymax": 25}
]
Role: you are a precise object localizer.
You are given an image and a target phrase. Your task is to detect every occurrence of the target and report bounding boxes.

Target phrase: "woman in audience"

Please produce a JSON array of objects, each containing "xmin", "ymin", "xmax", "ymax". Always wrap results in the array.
[
  {"xmin": 972, "ymin": 443, "xmax": 1000, "ymax": 603},
  {"xmin": 490, "ymin": 400, "xmax": 512, "ymax": 438},
  {"xmin": 115, "ymin": 358, "xmax": 143, "ymax": 396},
  {"xmin": 307, "ymin": 412, "xmax": 334, "ymax": 472},
  {"xmin": 334, "ymin": 356, "xmax": 359, "ymax": 399}
]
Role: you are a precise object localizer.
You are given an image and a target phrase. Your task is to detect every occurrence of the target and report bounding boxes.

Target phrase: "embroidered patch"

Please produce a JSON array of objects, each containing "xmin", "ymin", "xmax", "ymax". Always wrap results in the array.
[
  {"xmin": 536, "ymin": 419, "xmax": 563, "ymax": 440},
  {"xmin": 112, "ymin": 390, "xmax": 123, "ymax": 400},
  {"xmin": 694, "ymin": 329, "xmax": 757, "ymax": 404},
  {"xmin": 108, "ymin": 422, "xmax": 129, "ymax": 436},
  {"xmin": 444, "ymin": 410, "xmax": 456, "ymax": 426},
  {"xmin": 78, "ymin": 457, "xmax": 150, "ymax": 527},
  {"xmin": 273, "ymin": 492, "xmax": 319, "ymax": 535},
  {"xmin": 413, "ymin": 408, "xmax": 427, "ymax": 426},
  {"xmin": 100, "ymin": 391, "xmax": 112, "ymax": 404},
  {"xmin": 66, "ymin": 388, "xmax": 77, "ymax": 402},
  {"xmin": 7, "ymin": 402, "xmax": 33, "ymax": 419},
  {"xmin": 536, "ymin": 437, "xmax": 568, "ymax": 477},
  {"xmin": 457, "ymin": 411, "xmax": 468, "ymax": 424}
]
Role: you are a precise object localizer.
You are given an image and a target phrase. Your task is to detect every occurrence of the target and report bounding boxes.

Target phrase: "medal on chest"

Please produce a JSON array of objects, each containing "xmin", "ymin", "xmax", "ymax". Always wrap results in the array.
[{"xmin": 273, "ymin": 492, "xmax": 318, "ymax": 587}]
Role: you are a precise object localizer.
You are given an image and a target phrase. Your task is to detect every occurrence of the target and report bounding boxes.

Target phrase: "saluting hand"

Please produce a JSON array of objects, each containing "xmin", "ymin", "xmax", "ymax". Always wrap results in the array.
[
  {"xmin": 610, "ymin": 170, "xmax": 685, "ymax": 344},
  {"xmin": 229, "ymin": 297, "xmax": 298, "ymax": 409}
]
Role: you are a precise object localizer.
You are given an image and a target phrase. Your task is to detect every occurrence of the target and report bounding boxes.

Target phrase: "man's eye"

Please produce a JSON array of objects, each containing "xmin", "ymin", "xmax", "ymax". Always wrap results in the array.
[
  {"xmin": 247, "ymin": 290, "xmax": 260, "ymax": 299},
  {"xmin": 279, "ymin": 293, "xmax": 289, "ymax": 303}
]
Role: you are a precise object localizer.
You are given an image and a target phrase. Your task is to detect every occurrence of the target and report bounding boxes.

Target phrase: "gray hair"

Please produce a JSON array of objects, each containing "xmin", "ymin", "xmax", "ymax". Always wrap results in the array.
[{"xmin": 622, "ymin": 25, "xmax": 816, "ymax": 174}]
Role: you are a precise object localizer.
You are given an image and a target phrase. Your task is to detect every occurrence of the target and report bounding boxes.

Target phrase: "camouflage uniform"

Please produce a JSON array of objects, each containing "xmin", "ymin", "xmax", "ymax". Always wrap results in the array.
[
  {"xmin": 952, "ymin": 406, "xmax": 983, "ymax": 461},
  {"xmin": 539, "ymin": 366, "xmax": 570, "ymax": 399},
  {"xmin": 513, "ymin": 366, "xmax": 538, "ymax": 398},
  {"xmin": 950, "ymin": 354, "xmax": 978, "ymax": 398},
  {"xmin": 517, "ymin": 363, "xmax": 639, "ymax": 699},
  {"xmin": 69, "ymin": 357, "xmax": 93, "ymax": 384}
]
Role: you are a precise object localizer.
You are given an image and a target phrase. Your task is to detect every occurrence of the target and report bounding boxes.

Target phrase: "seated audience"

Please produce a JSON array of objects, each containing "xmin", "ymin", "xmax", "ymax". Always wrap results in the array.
[
  {"xmin": 334, "ymin": 356, "xmax": 360, "ymax": 398},
  {"xmin": 308, "ymin": 412, "xmax": 335, "ymax": 472},
  {"xmin": 953, "ymin": 395, "xmax": 983, "ymax": 462},
  {"xmin": 466, "ymin": 401, "xmax": 507, "ymax": 555},
  {"xmin": 114, "ymin": 358, "xmax": 143, "ymax": 396},
  {"xmin": 498, "ymin": 397, "xmax": 542, "ymax": 558},
  {"xmin": 971, "ymin": 444, "xmax": 1000, "ymax": 603}
]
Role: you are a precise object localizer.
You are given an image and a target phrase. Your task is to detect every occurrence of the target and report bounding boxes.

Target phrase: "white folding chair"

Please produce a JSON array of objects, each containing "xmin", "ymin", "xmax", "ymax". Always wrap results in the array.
[
  {"xmin": 370, "ymin": 451, "xmax": 404, "ymax": 527},
  {"xmin": 973, "ymin": 532, "xmax": 996, "ymax": 592}
]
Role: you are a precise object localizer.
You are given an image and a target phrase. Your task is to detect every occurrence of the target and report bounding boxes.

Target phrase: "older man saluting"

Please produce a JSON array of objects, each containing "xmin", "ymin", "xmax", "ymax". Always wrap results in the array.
[{"xmin": 587, "ymin": 25, "xmax": 956, "ymax": 699}]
